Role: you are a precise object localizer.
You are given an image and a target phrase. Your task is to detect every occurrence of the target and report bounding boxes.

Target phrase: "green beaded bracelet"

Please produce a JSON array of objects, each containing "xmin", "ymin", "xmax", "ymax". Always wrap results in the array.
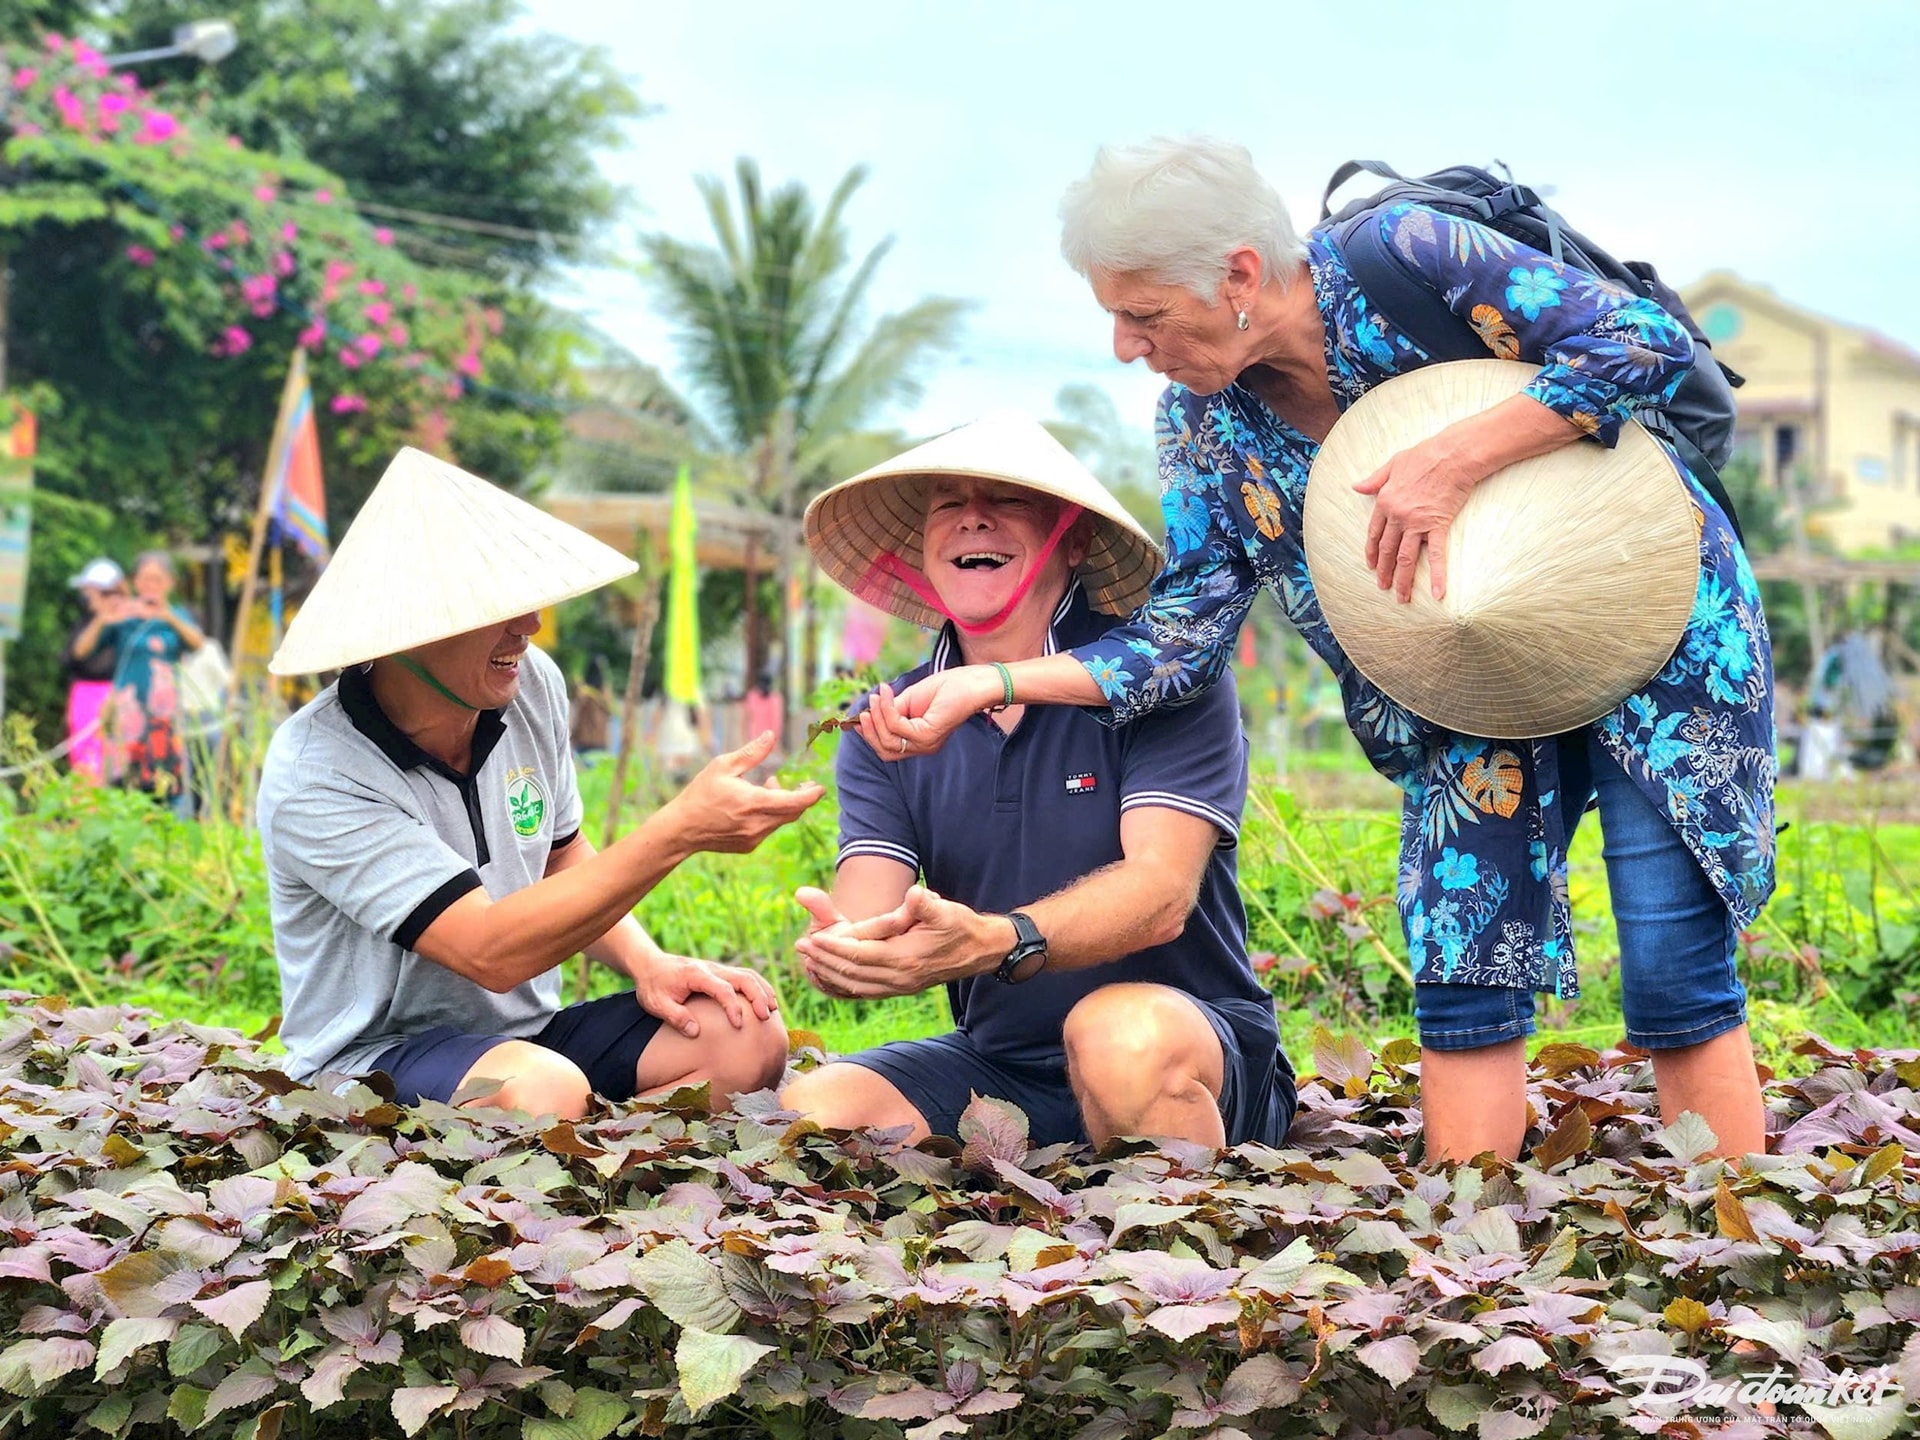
[{"xmin": 991, "ymin": 661, "xmax": 1015, "ymax": 710}]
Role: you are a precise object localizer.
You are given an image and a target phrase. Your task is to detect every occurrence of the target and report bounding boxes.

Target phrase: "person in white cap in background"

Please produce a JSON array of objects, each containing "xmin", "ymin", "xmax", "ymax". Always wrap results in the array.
[
  {"xmin": 782, "ymin": 414, "xmax": 1296, "ymax": 1151},
  {"xmin": 61, "ymin": 557, "xmax": 128, "ymax": 785},
  {"xmin": 258, "ymin": 448, "xmax": 823, "ymax": 1118}
]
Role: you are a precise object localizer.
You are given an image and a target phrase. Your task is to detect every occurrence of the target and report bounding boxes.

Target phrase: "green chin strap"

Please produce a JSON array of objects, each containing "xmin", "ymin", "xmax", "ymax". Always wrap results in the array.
[{"xmin": 392, "ymin": 654, "xmax": 483, "ymax": 712}]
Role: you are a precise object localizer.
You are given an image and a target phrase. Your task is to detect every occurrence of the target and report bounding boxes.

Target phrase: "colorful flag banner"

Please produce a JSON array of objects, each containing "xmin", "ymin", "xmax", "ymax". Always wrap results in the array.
[
  {"xmin": 266, "ymin": 348, "xmax": 328, "ymax": 561},
  {"xmin": 663, "ymin": 463, "xmax": 702, "ymax": 706}
]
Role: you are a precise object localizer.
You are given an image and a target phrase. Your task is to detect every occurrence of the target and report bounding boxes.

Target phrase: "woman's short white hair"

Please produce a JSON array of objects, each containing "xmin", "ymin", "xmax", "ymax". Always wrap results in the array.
[{"xmin": 1059, "ymin": 136, "xmax": 1306, "ymax": 301}]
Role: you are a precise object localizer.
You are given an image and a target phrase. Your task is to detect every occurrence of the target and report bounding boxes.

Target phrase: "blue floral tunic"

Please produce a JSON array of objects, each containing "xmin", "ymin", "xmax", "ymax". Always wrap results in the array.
[{"xmin": 1073, "ymin": 202, "xmax": 1777, "ymax": 998}]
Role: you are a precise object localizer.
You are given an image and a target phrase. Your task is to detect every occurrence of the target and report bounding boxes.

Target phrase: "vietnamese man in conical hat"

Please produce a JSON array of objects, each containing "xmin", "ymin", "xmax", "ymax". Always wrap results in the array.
[
  {"xmin": 258, "ymin": 447, "xmax": 823, "ymax": 1116},
  {"xmin": 783, "ymin": 412, "xmax": 1296, "ymax": 1150}
]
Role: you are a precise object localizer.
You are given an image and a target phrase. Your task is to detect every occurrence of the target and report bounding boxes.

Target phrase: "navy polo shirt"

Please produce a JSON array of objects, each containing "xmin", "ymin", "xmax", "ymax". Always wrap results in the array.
[{"xmin": 835, "ymin": 580, "xmax": 1277, "ymax": 1068}]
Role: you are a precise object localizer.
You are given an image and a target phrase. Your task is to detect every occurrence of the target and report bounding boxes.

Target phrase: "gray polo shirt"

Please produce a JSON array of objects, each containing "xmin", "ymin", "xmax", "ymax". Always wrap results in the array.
[{"xmin": 257, "ymin": 645, "xmax": 583, "ymax": 1081}]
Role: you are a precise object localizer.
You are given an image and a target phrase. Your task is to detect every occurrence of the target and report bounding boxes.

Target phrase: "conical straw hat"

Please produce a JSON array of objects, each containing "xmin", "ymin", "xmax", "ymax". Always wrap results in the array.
[
  {"xmin": 1302, "ymin": 359, "xmax": 1699, "ymax": 739},
  {"xmin": 270, "ymin": 447, "xmax": 638, "ymax": 676},
  {"xmin": 804, "ymin": 411, "xmax": 1162, "ymax": 628}
]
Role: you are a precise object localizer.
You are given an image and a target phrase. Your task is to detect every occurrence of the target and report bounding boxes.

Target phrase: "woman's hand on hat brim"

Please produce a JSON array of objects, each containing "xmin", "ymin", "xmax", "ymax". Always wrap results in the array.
[
  {"xmin": 1353, "ymin": 433, "xmax": 1479, "ymax": 604},
  {"xmin": 1354, "ymin": 393, "xmax": 1589, "ymax": 603}
]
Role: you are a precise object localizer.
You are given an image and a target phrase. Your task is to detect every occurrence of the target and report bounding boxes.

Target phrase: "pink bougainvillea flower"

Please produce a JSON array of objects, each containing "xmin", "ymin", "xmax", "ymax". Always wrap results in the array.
[
  {"xmin": 455, "ymin": 351, "xmax": 482, "ymax": 378},
  {"xmin": 69, "ymin": 41, "xmax": 105, "ymax": 74},
  {"xmin": 324, "ymin": 260, "xmax": 353, "ymax": 285},
  {"xmin": 124, "ymin": 245, "xmax": 156, "ymax": 267},
  {"xmin": 51, "ymin": 85, "xmax": 86, "ymax": 130},
  {"xmin": 337, "ymin": 346, "xmax": 363, "ymax": 370},
  {"xmin": 226, "ymin": 221, "xmax": 250, "ymax": 246},
  {"xmin": 12, "ymin": 67, "xmax": 38, "ymax": 90},
  {"xmin": 43, "ymin": 33, "xmax": 66, "ymax": 53},
  {"xmin": 373, "ymin": 227, "xmax": 393, "ymax": 246},
  {"xmin": 134, "ymin": 110, "xmax": 179, "ymax": 145},
  {"xmin": 98, "ymin": 92, "xmax": 130, "ymax": 117},
  {"xmin": 358, "ymin": 279, "xmax": 385, "ymax": 297},
  {"xmin": 314, "ymin": 188, "xmax": 333, "ymax": 205},
  {"xmin": 280, "ymin": 221, "xmax": 298, "ymax": 243},
  {"xmin": 417, "ymin": 409, "xmax": 450, "ymax": 452},
  {"xmin": 401, "ymin": 283, "xmax": 417, "ymax": 302},
  {"xmin": 330, "ymin": 394, "xmax": 368, "ymax": 414},
  {"xmin": 242, "ymin": 274, "xmax": 278, "ymax": 317},
  {"xmin": 386, "ymin": 323, "xmax": 410, "ymax": 347},
  {"xmin": 255, "ymin": 185, "xmax": 278, "ymax": 205},
  {"xmin": 272, "ymin": 250, "xmax": 296, "ymax": 278},
  {"xmin": 214, "ymin": 326, "xmax": 253, "ymax": 357},
  {"xmin": 483, "ymin": 307, "xmax": 504, "ymax": 336},
  {"xmin": 363, "ymin": 301, "xmax": 392, "ymax": 327},
  {"xmin": 205, "ymin": 233, "xmax": 229, "ymax": 251},
  {"xmin": 14, "ymin": 122, "xmax": 40, "ymax": 137},
  {"xmin": 297, "ymin": 321, "xmax": 327, "ymax": 348},
  {"xmin": 168, "ymin": 224, "xmax": 184, "ymax": 242}
]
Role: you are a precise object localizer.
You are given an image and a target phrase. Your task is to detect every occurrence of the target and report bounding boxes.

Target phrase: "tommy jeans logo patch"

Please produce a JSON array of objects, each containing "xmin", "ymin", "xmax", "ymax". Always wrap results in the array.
[{"xmin": 1065, "ymin": 772, "xmax": 1097, "ymax": 794}]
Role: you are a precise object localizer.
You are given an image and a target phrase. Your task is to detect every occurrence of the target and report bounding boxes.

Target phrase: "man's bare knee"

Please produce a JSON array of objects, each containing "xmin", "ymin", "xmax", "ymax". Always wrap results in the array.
[
  {"xmin": 1064, "ymin": 985, "xmax": 1222, "ymax": 1123},
  {"xmin": 781, "ymin": 1063, "xmax": 929, "ymax": 1141},
  {"xmin": 706, "ymin": 1005, "xmax": 790, "ymax": 1098},
  {"xmin": 458, "ymin": 1041, "xmax": 590, "ymax": 1120},
  {"xmin": 636, "ymin": 999, "xmax": 790, "ymax": 1103}
]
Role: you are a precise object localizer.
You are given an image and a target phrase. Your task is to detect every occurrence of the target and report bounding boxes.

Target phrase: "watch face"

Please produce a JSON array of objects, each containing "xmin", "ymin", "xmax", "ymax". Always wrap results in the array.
[{"xmin": 1006, "ymin": 945, "xmax": 1048, "ymax": 984}]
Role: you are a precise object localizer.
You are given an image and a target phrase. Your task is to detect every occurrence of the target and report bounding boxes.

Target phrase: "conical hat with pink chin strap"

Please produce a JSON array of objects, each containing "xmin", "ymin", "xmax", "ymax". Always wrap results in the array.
[
  {"xmin": 803, "ymin": 411, "xmax": 1163, "ymax": 630},
  {"xmin": 269, "ymin": 446, "xmax": 638, "ymax": 676}
]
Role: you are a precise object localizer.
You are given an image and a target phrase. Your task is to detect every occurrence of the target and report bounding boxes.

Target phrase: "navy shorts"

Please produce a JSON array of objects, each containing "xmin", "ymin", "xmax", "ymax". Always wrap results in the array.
[
  {"xmin": 843, "ymin": 994, "xmax": 1296, "ymax": 1148},
  {"xmin": 1414, "ymin": 728, "xmax": 1748, "ymax": 1053},
  {"xmin": 368, "ymin": 991, "xmax": 668, "ymax": 1105}
]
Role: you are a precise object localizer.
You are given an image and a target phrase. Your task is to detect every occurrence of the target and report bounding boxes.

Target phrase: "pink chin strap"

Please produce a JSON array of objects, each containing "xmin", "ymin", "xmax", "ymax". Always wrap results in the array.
[{"xmin": 856, "ymin": 503, "xmax": 1085, "ymax": 635}]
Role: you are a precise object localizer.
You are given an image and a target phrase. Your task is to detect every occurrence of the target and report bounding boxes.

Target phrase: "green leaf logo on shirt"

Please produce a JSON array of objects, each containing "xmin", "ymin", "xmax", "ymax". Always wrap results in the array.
[{"xmin": 505, "ymin": 771, "xmax": 548, "ymax": 838}]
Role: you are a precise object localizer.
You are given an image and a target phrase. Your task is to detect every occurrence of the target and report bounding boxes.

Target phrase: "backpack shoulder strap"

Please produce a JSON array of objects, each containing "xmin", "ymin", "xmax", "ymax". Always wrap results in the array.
[
  {"xmin": 1319, "ymin": 159, "xmax": 1413, "ymax": 220},
  {"xmin": 1330, "ymin": 208, "xmax": 1750, "ymax": 545},
  {"xmin": 1329, "ymin": 208, "xmax": 1483, "ymax": 363}
]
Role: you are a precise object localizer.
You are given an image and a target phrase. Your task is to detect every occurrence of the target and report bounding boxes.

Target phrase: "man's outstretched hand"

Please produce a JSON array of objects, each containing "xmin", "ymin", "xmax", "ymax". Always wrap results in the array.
[{"xmin": 661, "ymin": 731, "xmax": 824, "ymax": 854}]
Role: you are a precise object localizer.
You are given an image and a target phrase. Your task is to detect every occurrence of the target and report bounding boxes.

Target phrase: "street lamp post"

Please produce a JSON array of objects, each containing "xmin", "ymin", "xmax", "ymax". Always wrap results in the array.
[{"xmin": 100, "ymin": 20, "xmax": 238, "ymax": 69}]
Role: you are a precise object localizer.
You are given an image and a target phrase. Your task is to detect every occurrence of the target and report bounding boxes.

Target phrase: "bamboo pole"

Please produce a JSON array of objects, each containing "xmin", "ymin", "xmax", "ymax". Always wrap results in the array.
[
  {"xmin": 218, "ymin": 349, "xmax": 308, "ymax": 787},
  {"xmin": 578, "ymin": 541, "xmax": 661, "ymax": 1003}
]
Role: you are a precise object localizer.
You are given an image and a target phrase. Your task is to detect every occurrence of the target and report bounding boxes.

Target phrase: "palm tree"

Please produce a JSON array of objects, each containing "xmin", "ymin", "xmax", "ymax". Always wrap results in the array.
[{"xmin": 642, "ymin": 159, "xmax": 970, "ymax": 699}]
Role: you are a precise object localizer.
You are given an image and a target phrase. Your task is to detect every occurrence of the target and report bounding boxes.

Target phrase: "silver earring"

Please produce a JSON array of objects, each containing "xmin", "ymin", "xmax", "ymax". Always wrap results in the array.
[{"xmin": 1236, "ymin": 309, "xmax": 1250, "ymax": 332}]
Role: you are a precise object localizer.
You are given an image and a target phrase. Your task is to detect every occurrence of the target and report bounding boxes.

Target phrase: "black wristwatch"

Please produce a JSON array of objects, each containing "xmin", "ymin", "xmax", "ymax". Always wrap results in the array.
[{"xmin": 992, "ymin": 911, "xmax": 1048, "ymax": 985}]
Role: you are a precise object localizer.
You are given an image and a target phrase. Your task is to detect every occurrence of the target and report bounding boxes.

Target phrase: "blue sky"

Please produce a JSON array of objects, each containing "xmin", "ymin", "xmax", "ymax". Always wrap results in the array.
[{"xmin": 536, "ymin": 0, "xmax": 1920, "ymax": 441}]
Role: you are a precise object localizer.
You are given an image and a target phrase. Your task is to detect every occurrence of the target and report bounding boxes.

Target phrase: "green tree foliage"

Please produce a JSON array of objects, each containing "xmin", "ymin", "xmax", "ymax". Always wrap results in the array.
[
  {"xmin": 642, "ymin": 160, "xmax": 969, "ymax": 687},
  {"xmin": 98, "ymin": 0, "xmax": 643, "ymax": 275},
  {"xmin": 0, "ymin": 5, "xmax": 640, "ymax": 738},
  {"xmin": 642, "ymin": 159, "xmax": 969, "ymax": 497}
]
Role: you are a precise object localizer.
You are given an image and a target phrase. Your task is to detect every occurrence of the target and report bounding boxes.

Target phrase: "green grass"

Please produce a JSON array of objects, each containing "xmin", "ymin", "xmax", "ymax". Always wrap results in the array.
[{"xmin": 6, "ymin": 730, "xmax": 1920, "ymax": 1076}]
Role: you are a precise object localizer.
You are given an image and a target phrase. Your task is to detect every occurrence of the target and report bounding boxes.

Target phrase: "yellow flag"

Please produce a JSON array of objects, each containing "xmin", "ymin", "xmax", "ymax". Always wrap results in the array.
[{"xmin": 663, "ymin": 463, "xmax": 702, "ymax": 705}]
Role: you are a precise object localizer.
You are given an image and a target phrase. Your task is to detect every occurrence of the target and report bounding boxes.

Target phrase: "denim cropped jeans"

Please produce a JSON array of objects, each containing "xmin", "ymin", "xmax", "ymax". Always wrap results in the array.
[{"xmin": 1414, "ymin": 727, "xmax": 1749, "ymax": 1053}]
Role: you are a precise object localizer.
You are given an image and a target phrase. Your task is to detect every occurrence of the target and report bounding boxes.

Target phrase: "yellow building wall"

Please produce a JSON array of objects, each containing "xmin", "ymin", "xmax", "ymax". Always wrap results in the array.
[
  {"xmin": 1701, "ymin": 299, "xmax": 1817, "ymax": 411},
  {"xmin": 1686, "ymin": 276, "xmax": 1920, "ymax": 553},
  {"xmin": 1821, "ymin": 350, "xmax": 1920, "ymax": 551}
]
